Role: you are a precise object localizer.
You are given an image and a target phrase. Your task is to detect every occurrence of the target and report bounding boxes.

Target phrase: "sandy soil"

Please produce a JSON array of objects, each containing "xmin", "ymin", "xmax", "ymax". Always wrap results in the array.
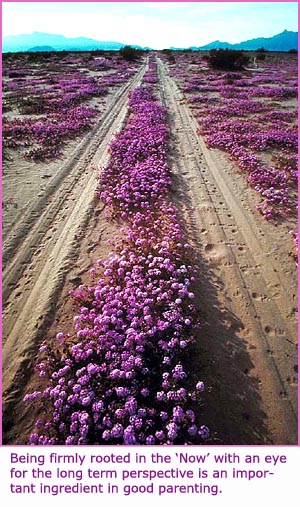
[
  {"xmin": 2, "ymin": 62, "xmax": 147, "ymax": 435},
  {"xmin": 2, "ymin": 58, "xmax": 297, "ymax": 445},
  {"xmin": 157, "ymin": 59, "xmax": 297, "ymax": 444}
]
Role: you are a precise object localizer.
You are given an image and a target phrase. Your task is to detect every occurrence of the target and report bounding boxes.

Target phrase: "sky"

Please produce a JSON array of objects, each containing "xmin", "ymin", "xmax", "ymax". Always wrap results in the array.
[{"xmin": 2, "ymin": 2, "xmax": 299, "ymax": 50}]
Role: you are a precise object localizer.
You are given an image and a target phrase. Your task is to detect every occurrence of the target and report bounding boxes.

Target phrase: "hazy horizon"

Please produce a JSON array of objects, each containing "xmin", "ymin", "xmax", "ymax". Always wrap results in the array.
[{"xmin": 2, "ymin": 2, "xmax": 298, "ymax": 50}]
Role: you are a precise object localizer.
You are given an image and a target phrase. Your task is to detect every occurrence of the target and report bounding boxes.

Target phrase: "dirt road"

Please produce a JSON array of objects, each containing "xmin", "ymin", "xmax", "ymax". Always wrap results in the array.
[
  {"xmin": 158, "ymin": 58, "xmax": 297, "ymax": 444},
  {"xmin": 2, "ymin": 58, "xmax": 297, "ymax": 445},
  {"xmin": 2, "ymin": 62, "xmax": 147, "ymax": 419}
]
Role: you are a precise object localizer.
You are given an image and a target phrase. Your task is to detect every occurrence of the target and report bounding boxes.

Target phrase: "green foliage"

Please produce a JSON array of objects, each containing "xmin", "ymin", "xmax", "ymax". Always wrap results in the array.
[
  {"xmin": 207, "ymin": 49, "xmax": 249, "ymax": 70},
  {"xmin": 119, "ymin": 45, "xmax": 140, "ymax": 61},
  {"xmin": 27, "ymin": 51, "xmax": 52, "ymax": 62},
  {"xmin": 161, "ymin": 49, "xmax": 175, "ymax": 63}
]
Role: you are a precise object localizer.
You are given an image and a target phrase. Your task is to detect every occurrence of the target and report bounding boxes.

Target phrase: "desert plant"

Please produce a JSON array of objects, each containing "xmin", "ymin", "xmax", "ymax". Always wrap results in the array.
[
  {"xmin": 119, "ymin": 45, "xmax": 140, "ymax": 61},
  {"xmin": 207, "ymin": 49, "xmax": 249, "ymax": 70}
]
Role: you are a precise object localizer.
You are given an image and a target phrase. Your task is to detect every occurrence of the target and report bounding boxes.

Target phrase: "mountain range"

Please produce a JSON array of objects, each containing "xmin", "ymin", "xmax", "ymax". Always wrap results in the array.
[
  {"xmin": 2, "ymin": 30, "xmax": 298, "ymax": 53},
  {"xmin": 186, "ymin": 30, "xmax": 298, "ymax": 52},
  {"xmin": 2, "ymin": 32, "xmax": 148, "ymax": 52}
]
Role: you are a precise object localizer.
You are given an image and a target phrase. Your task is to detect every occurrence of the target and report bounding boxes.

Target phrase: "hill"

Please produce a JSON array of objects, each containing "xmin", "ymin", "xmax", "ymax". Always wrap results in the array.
[
  {"xmin": 190, "ymin": 30, "xmax": 298, "ymax": 52},
  {"xmin": 2, "ymin": 31, "xmax": 147, "ymax": 52}
]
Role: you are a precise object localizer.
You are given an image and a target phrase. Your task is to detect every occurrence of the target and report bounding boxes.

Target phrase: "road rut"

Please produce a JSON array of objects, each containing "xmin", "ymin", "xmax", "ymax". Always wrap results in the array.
[{"xmin": 158, "ymin": 58, "xmax": 297, "ymax": 444}]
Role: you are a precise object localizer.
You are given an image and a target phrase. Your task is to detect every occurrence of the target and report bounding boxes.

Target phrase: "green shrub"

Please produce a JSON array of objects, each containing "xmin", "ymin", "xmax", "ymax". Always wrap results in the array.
[
  {"xmin": 119, "ymin": 45, "xmax": 140, "ymax": 61},
  {"xmin": 207, "ymin": 49, "xmax": 249, "ymax": 70}
]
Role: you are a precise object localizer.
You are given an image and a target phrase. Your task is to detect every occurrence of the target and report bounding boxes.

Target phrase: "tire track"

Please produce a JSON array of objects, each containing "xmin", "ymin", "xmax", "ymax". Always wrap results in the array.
[
  {"xmin": 158, "ymin": 58, "xmax": 297, "ymax": 444},
  {"xmin": 2, "ymin": 62, "xmax": 147, "ymax": 301},
  {"xmin": 2, "ymin": 62, "xmax": 147, "ymax": 409}
]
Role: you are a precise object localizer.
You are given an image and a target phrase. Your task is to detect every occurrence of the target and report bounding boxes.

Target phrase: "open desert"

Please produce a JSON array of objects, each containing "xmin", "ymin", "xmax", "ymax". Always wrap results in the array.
[{"xmin": 2, "ymin": 47, "xmax": 298, "ymax": 446}]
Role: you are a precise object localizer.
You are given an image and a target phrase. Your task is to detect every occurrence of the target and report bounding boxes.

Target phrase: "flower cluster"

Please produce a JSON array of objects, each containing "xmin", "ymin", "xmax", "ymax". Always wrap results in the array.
[
  {"xmin": 23, "ymin": 72, "xmax": 209, "ymax": 445},
  {"xmin": 3, "ymin": 107, "xmax": 98, "ymax": 161},
  {"xmin": 164, "ymin": 51, "xmax": 298, "ymax": 223},
  {"xmin": 99, "ymin": 85, "xmax": 171, "ymax": 217},
  {"xmin": 142, "ymin": 58, "xmax": 159, "ymax": 84},
  {"xmin": 3, "ymin": 52, "xmax": 140, "ymax": 161},
  {"xmin": 25, "ymin": 207, "xmax": 207, "ymax": 445}
]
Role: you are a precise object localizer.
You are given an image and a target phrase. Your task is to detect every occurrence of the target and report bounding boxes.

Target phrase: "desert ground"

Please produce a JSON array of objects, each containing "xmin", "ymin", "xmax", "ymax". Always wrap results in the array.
[{"xmin": 2, "ymin": 51, "xmax": 297, "ymax": 445}]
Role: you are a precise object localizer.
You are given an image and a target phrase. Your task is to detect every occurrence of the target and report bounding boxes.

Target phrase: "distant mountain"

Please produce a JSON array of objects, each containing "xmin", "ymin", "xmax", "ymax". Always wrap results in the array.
[
  {"xmin": 190, "ymin": 30, "xmax": 298, "ymax": 52},
  {"xmin": 191, "ymin": 40, "xmax": 233, "ymax": 50},
  {"xmin": 3, "ymin": 29, "xmax": 296, "ymax": 54},
  {"xmin": 28, "ymin": 46, "xmax": 56, "ymax": 52},
  {"xmin": 2, "ymin": 31, "xmax": 148, "ymax": 52}
]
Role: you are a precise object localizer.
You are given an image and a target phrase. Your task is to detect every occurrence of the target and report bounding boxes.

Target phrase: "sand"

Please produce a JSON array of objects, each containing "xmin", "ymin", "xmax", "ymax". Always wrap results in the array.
[{"xmin": 2, "ymin": 57, "xmax": 297, "ymax": 445}]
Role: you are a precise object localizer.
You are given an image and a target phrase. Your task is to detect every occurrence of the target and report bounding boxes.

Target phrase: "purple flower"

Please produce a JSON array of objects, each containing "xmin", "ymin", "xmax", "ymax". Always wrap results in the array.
[
  {"xmin": 166, "ymin": 422, "xmax": 178, "ymax": 440},
  {"xmin": 125, "ymin": 396, "xmax": 138, "ymax": 415},
  {"xmin": 115, "ymin": 408, "xmax": 126, "ymax": 419},
  {"xmin": 92, "ymin": 401, "xmax": 104, "ymax": 412},
  {"xmin": 198, "ymin": 425, "xmax": 210, "ymax": 440},
  {"xmin": 78, "ymin": 412, "xmax": 89, "ymax": 425},
  {"xmin": 196, "ymin": 381, "xmax": 205, "ymax": 391},
  {"xmin": 111, "ymin": 423, "xmax": 124, "ymax": 438},
  {"xmin": 81, "ymin": 396, "xmax": 92, "ymax": 406},
  {"xmin": 87, "ymin": 363, "xmax": 99, "ymax": 375},
  {"xmin": 123, "ymin": 425, "xmax": 136, "ymax": 445},
  {"xmin": 186, "ymin": 409, "xmax": 195, "ymax": 422},
  {"xmin": 102, "ymin": 430, "xmax": 111, "ymax": 441},
  {"xmin": 102, "ymin": 415, "xmax": 112, "ymax": 428},
  {"xmin": 188, "ymin": 425, "xmax": 198, "ymax": 436},
  {"xmin": 172, "ymin": 406, "xmax": 184, "ymax": 422},
  {"xmin": 29, "ymin": 433, "xmax": 39, "ymax": 444},
  {"xmin": 160, "ymin": 411, "xmax": 168, "ymax": 421},
  {"xmin": 65, "ymin": 436, "xmax": 75, "ymax": 445},
  {"xmin": 129, "ymin": 416, "xmax": 143, "ymax": 430},
  {"xmin": 115, "ymin": 386, "xmax": 128, "ymax": 397},
  {"xmin": 177, "ymin": 388, "xmax": 187, "ymax": 399},
  {"xmin": 78, "ymin": 375, "xmax": 89, "ymax": 386},
  {"xmin": 137, "ymin": 408, "xmax": 147, "ymax": 418},
  {"xmin": 146, "ymin": 435, "xmax": 155, "ymax": 445}
]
